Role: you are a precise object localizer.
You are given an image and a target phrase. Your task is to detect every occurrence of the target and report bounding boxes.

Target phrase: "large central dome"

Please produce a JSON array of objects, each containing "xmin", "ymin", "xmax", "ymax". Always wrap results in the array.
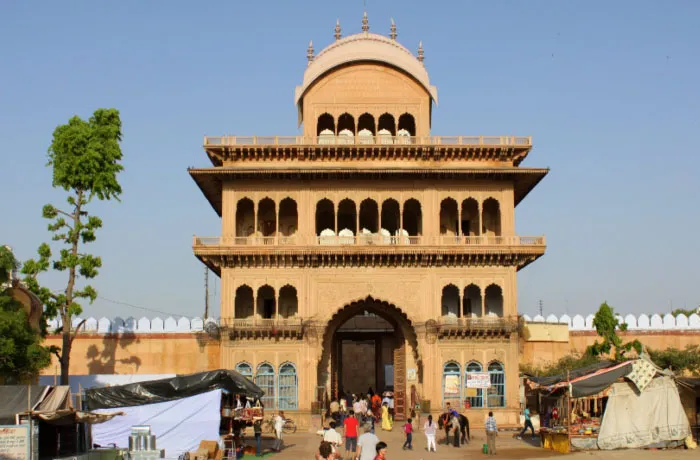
[{"xmin": 294, "ymin": 18, "xmax": 438, "ymax": 127}]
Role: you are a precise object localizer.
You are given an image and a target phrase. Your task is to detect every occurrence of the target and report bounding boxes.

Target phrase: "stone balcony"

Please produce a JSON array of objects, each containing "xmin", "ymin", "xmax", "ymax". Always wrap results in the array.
[
  {"xmin": 433, "ymin": 315, "xmax": 520, "ymax": 338},
  {"xmin": 201, "ymin": 135, "xmax": 533, "ymax": 166},
  {"xmin": 192, "ymin": 235, "xmax": 546, "ymax": 271},
  {"xmin": 218, "ymin": 317, "xmax": 304, "ymax": 339}
]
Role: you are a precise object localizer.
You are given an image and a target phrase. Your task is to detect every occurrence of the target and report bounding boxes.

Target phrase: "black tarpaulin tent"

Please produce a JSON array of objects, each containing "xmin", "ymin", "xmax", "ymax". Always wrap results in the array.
[
  {"xmin": 85, "ymin": 369, "xmax": 264, "ymax": 410},
  {"xmin": 0, "ymin": 385, "xmax": 50, "ymax": 424},
  {"xmin": 526, "ymin": 361, "xmax": 634, "ymax": 398}
]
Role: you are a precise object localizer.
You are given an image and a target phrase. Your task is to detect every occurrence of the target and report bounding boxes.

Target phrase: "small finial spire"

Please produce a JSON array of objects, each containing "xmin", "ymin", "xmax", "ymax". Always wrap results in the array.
[
  {"xmin": 362, "ymin": 11, "xmax": 369, "ymax": 33},
  {"xmin": 307, "ymin": 40, "xmax": 314, "ymax": 65},
  {"xmin": 417, "ymin": 41, "xmax": 424, "ymax": 64},
  {"xmin": 390, "ymin": 18, "xmax": 397, "ymax": 40},
  {"xmin": 334, "ymin": 19, "xmax": 342, "ymax": 41}
]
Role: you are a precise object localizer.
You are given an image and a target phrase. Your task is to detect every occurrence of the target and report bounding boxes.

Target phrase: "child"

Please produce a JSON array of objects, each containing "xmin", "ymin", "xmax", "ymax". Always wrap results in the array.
[{"xmin": 402, "ymin": 418, "xmax": 413, "ymax": 450}]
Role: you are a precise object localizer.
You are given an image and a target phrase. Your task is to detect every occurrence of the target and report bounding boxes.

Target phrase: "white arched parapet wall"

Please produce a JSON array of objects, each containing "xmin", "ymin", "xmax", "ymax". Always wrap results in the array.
[
  {"xmin": 84, "ymin": 317, "xmax": 98, "ymax": 332},
  {"xmin": 72, "ymin": 317, "xmax": 83, "ymax": 329},
  {"xmin": 637, "ymin": 314, "xmax": 650, "ymax": 329},
  {"xmin": 650, "ymin": 314, "xmax": 663, "ymax": 329},
  {"xmin": 662, "ymin": 313, "xmax": 675, "ymax": 329},
  {"xmin": 615, "ymin": 315, "xmax": 624, "ymax": 328},
  {"xmin": 545, "ymin": 314, "xmax": 559, "ymax": 324},
  {"xmin": 584, "ymin": 314, "xmax": 595, "ymax": 330},
  {"xmin": 164, "ymin": 317, "xmax": 177, "ymax": 332},
  {"xmin": 623, "ymin": 314, "xmax": 637, "ymax": 329},
  {"xmin": 151, "ymin": 317, "xmax": 164, "ymax": 332},
  {"xmin": 689, "ymin": 314, "xmax": 700, "ymax": 329},
  {"xmin": 571, "ymin": 315, "xmax": 585, "ymax": 330},
  {"xmin": 124, "ymin": 317, "xmax": 136, "ymax": 332},
  {"xmin": 98, "ymin": 317, "xmax": 111, "ymax": 333},
  {"xmin": 521, "ymin": 314, "xmax": 532, "ymax": 322},
  {"xmin": 176, "ymin": 317, "xmax": 191, "ymax": 332},
  {"xmin": 559, "ymin": 315, "xmax": 571, "ymax": 326},
  {"xmin": 533, "ymin": 314, "xmax": 545, "ymax": 323},
  {"xmin": 48, "ymin": 317, "xmax": 60, "ymax": 333},
  {"xmin": 112, "ymin": 317, "xmax": 125, "ymax": 333},
  {"xmin": 137, "ymin": 317, "xmax": 151, "ymax": 332},
  {"xmin": 676, "ymin": 314, "xmax": 689, "ymax": 328},
  {"xmin": 191, "ymin": 317, "xmax": 204, "ymax": 331}
]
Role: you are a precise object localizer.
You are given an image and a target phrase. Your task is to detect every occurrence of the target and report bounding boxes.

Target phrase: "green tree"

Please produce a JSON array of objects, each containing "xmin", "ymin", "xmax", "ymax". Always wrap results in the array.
[
  {"xmin": 520, "ymin": 352, "xmax": 601, "ymax": 377},
  {"xmin": 22, "ymin": 108, "xmax": 124, "ymax": 385},
  {"xmin": 587, "ymin": 302, "xmax": 641, "ymax": 360},
  {"xmin": 0, "ymin": 246, "xmax": 51, "ymax": 383},
  {"xmin": 670, "ymin": 307, "xmax": 698, "ymax": 317},
  {"xmin": 648, "ymin": 345, "xmax": 700, "ymax": 376}
]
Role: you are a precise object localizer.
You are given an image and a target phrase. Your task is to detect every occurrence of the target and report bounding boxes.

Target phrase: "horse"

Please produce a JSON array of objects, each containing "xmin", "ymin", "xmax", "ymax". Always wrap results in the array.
[{"xmin": 438, "ymin": 412, "xmax": 470, "ymax": 446}]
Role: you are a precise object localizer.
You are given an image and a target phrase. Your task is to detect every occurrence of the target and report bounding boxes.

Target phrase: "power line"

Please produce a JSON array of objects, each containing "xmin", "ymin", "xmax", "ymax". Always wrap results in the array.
[{"xmin": 97, "ymin": 296, "xmax": 185, "ymax": 318}]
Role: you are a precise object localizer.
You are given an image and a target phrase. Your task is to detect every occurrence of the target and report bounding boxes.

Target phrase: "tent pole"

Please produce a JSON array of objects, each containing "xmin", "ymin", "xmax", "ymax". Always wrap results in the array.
[{"xmin": 567, "ymin": 371, "xmax": 572, "ymax": 451}]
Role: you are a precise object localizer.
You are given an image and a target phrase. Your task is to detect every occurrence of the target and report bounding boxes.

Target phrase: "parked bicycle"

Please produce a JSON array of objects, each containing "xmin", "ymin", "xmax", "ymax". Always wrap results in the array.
[{"xmin": 262, "ymin": 415, "xmax": 297, "ymax": 434}]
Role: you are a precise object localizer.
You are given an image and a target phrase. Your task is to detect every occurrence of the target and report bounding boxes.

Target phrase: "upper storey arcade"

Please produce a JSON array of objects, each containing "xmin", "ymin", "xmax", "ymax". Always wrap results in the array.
[{"xmin": 200, "ymin": 15, "xmax": 534, "ymax": 168}]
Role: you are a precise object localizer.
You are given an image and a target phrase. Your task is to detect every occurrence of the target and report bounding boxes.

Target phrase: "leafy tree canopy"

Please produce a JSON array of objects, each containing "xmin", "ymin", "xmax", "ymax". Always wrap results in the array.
[
  {"xmin": 648, "ymin": 345, "xmax": 700, "ymax": 376},
  {"xmin": 587, "ymin": 302, "xmax": 641, "ymax": 360},
  {"xmin": 0, "ymin": 247, "xmax": 51, "ymax": 382}
]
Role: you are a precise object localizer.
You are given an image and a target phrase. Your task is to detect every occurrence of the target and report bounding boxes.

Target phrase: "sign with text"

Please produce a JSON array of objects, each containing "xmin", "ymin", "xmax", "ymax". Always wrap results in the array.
[
  {"xmin": 466, "ymin": 372, "xmax": 491, "ymax": 389},
  {"xmin": 0, "ymin": 425, "xmax": 30, "ymax": 460}
]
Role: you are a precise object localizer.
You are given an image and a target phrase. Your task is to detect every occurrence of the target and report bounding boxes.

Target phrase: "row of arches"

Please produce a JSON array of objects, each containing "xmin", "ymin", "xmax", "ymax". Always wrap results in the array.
[
  {"xmin": 316, "ymin": 198, "xmax": 422, "ymax": 238},
  {"xmin": 443, "ymin": 361, "xmax": 505, "ymax": 409},
  {"xmin": 236, "ymin": 198, "xmax": 298, "ymax": 238},
  {"xmin": 440, "ymin": 198, "xmax": 501, "ymax": 237},
  {"xmin": 441, "ymin": 284, "xmax": 504, "ymax": 318},
  {"xmin": 234, "ymin": 285, "xmax": 298, "ymax": 319},
  {"xmin": 232, "ymin": 196, "xmax": 504, "ymax": 241},
  {"xmin": 235, "ymin": 362, "xmax": 297, "ymax": 410},
  {"xmin": 316, "ymin": 112, "xmax": 416, "ymax": 139}
]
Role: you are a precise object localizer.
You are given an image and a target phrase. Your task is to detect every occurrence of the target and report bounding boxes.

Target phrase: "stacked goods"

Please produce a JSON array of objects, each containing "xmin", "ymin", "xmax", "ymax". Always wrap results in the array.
[{"xmin": 126, "ymin": 425, "xmax": 163, "ymax": 460}]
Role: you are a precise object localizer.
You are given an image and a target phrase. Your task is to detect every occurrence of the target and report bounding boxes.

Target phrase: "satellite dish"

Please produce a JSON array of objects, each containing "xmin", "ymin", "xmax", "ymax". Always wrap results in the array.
[{"xmin": 204, "ymin": 320, "xmax": 220, "ymax": 339}]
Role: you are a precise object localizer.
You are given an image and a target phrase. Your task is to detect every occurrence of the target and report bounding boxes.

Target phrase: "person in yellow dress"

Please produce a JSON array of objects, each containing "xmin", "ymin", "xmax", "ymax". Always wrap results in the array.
[{"xmin": 381, "ymin": 402, "xmax": 393, "ymax": 431}]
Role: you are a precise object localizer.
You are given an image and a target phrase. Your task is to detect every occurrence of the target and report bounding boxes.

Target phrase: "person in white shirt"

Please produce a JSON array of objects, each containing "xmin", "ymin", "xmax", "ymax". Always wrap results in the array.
[
  {"xmin": 273, "ymin": 411, "xmax": 285, "ymax": 451},
  {"xmin": 423, "ymin": 414, "xmax": 437, "ymax": 452},
  {"xmin": 356, "ymin": 425, "xmax": 379, "ymax": 460}
]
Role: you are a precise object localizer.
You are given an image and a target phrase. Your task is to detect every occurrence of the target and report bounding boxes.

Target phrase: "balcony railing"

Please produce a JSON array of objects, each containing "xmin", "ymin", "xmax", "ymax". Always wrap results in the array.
[
  {"xmin": 436, "ymin": 315, "xmax": 519, "ymax": 334},
  {"xmin": 204, "ymin": 135, "xmax": 532, "ymax": 147},
  {"xmin": 219, "ymin": 317, "xmax": 304, "ymax": 338},
  {"xmin": 193, "ymin": 235, "xmax": 546, "ymax": 247}
]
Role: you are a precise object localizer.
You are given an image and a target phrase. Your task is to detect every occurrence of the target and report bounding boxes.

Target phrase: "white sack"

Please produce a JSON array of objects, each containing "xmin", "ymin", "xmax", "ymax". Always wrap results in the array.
[
  {"xmin": 597, "ymin": 376, "xmax": 690, "ymax": 450},
  {"xmin": 92, "ymin": 389, "xmax": 222, "ymax": 459}
]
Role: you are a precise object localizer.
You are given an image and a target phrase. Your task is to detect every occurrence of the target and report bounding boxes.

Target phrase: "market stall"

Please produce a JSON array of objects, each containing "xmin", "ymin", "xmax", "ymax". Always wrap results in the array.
[{"xmin": 526, "ymin": 355, "xmax": 691, "ymax": 452}]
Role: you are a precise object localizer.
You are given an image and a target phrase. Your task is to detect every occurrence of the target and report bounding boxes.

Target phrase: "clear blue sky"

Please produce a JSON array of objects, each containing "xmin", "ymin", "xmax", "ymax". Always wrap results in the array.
[{"xmin": 1, "ymin": 1, "xmax": 698, "ymax": 320}]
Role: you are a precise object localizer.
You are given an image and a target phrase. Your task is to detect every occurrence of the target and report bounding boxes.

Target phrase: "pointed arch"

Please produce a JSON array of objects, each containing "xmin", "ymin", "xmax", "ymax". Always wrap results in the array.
[
  {"xmin": 442, "ymin": 361, "xmax": 461, "ymax": 408},
  {"xmin": 257, "ymin": 198, "xmax": 276, "ymax": 237},
  {"xmin": 359, "ymin": 199, "xmax": 379, "ymax": 233},
  {"xmin": 461, "ymin": 198, "xmax": 479, "ymax": 237},
  {"xmin": 440, "ymin": 198, "xmax": 459, "ymax": 237},
  {"xmin": 278, "ymin": 362, "xmax": 298, "ymax": 410},
  {"xmin": 337, "ymin": 113, "xmax": 355, "ymax": 136},
  {"xmin": 256, "ymin": 285, "xmax": 276, "ymax": 319},
  {"xmin": 482, "ymin": 198, "xmax": 502, "ymax": 237},
  {"xmin": 441, "ymin": 284, "xmax": 460, "ymax": 317},
  {"xmin": 485, "ymin": 284, "xmax": 503, "ymax": 317},
  {"xmin": 317, "ymin": 113, "xmax": 335, "ymax": 136},
  {"xmin": 279, "ymin": 285, "xmax": 298, "ymax": 318},
  {"xmin": 381, "ymin": 198, "xmax": 401, "ymax": 236},
  {"xmin": 235, "ymin": 362, "xmax": 253, "ymax": 380},
  {"xmin": 398, "ymin": 113, "xmax": 416, "ymax": 136},
  {"xmin": 465, "ymin": 361, "xmax": 484, "ymax": 408},
  {"xmin": 234, "ymin": 285, "xmax": 254, "ymax": 319},
  {"xmin": 337, "ymin": 199, "xmax": 357, "ymax": 235},
  {"xmin": 316, "ymin": 199, "xmax": 335, "ymax": 235},
  {"xmin": 403, "ymin": 199, "xmax": 422, "ymax": 238},
  {"xmin": 279, "ymin": 198, "xmax": 298, "ymax": 237},
  {"xmin": 463, "ymin": 284, "xmax": 482, "ymax": 317},
  {"xmin": 377, "ymin": 113, "xmax": 396, "ymax": 135},
  {"xmin": 235, "ymin": 198, "xmax": 255, "ymax": 238},
  {"xmin": 255, "ymin": 362, "xmax": 276, "ymax": 409},
  {"xmin": 487, "ymin": 361, "xmax": 505, "ymax": 408}
]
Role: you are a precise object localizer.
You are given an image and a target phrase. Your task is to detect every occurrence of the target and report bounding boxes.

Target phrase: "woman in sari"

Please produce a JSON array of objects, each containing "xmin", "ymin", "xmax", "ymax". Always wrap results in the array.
[{"xmin": 381, "ymin": 402, "xmax": 393, "ymax": 431}]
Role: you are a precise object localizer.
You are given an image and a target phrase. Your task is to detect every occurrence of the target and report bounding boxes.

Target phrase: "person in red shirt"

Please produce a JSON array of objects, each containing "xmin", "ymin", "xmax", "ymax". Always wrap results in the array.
[
  {"xmin": 402, "ymin": 418, "xmax": 413, "ymax": 450},
  {"xmin": 343, "ymin": 411, "xmax": 360, "ymax": 460}
]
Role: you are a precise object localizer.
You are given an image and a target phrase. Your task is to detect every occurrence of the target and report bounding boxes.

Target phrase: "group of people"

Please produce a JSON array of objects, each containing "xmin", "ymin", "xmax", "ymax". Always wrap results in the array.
[{"xmin": 327, "ymin": 389, "xmax": 396, "ymax": 433}]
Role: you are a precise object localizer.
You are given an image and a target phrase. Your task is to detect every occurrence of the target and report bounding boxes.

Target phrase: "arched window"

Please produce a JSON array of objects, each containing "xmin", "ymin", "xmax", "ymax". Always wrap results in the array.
[
  {"xmin": 482, "ymin": 198, "xmax": 502, "ymax": 237},
  {"xmin": 463, "ymin": 284, "xmax": 482, "ymax": 317},
  {"xmin": 278, "ymin": 363, "xmax": 298, "ymax": 410},
  {"xmin": 485, "ymin": 285, "xmax": 503, "ymax": 317},
  {"xmin": 337, "ymin": 199, "xmax": 357, "ymax": 235},
  {"xmin": 357, "ymin": 113, "xmax": 376, "ymax": 135},
  {"xmin": 377, "ymin": 113, "xmax": 396, "ymax": 135},
  {"xmin": 398, "ymin": 113, "xmax": 416, "ymax": 136},
  {"xmin": 403, "ymin": 199, "xmax": 422, "ymax": 238},
  {"xmin": 359, "ymin": 199, "xmax": 379, "ymax": 233},
  {"xmin": 440, "ymin": 198, "xmax": 459, "ymax": 238},
  {"xmin": 442, "ymin": 361, "xmax": 461, "ymax": 408},
  {"xmin": 234, "ymin": 285, "xmax": 254, "ymax": 319},
  {"xmin": 235, "ymin": 362, "xmax": 253, "ymax": 381},
  {"xmin": 279, "ymin": 198, "xmax": 298, "ymax": 238},
  {"xmin": 257, "ymin": 198, "xmax": 276, "ymax": 237},
  {"xmin": 235, "ymin": 198, "xmax": 255, "ymax": 238},
  {"xmin": 256, "ymin": 285, "xmax": 275, "ymax": 319},
  {"xmin": 441, "ymin": 285, "xmax": 460, "ymax": 318},
  {"xmin": 315, "ymin": 199, "xmax": 335, "ymax": 235},
  {"xmin": 487, "ymin": 362, "xmax": 505, "ymax": 408},
  {"xmin": 465, "ymin": 362, "xmax": 484, "ymax": 408},
  {"xmin": 255, "ymin": 363, "xmax": 276, "ymax": 409},
  {"xmin": 461, "ymin": 198, "xmax": 479, "ymax": 237},
  {"xmin": 279, "ymin": 285, "xmax": 298, "ymax": 318},
  {"xmin": 317, "ymin": 113, "xmax": 335, "ymax": 136},
  {"xmin": 337, "ymin": 113, "xmax": 355, "ymax": 136},
  {"xmin": 380, "ymin": 199, "xmax": 400, "ymax": 236}
]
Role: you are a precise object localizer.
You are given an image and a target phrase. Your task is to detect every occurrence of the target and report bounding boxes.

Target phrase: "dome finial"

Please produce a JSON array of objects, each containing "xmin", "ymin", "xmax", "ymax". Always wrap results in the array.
[
  {"xmin": 362, "ymin": 11, "xmax": 369, "ymax": 33},
  {"xmin": 334, "ymin": 19, "xmax": 342, "ymax": 41},
  {"xmin": 390, "ymin": 18, "xmax": 397, "ymax": 40},
  {"xmin": 417, "ymin": 41, "xmax": 424, "ymax": 64},
  {"xmin": 307, "ymin": 40, "xmax": 315, "ymax": 66}
]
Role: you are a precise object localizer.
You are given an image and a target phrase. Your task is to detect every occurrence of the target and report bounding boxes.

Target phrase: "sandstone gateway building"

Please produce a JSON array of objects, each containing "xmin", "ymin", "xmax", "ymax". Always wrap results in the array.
[{"xmin": 190, "ymin": 16, "xmax": 547, "ymax": 427}]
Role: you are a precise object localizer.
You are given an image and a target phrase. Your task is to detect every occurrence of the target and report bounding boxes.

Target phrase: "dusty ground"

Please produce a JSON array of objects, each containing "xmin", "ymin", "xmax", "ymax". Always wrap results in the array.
[{"xmin": 248, "ymin": 429, "xmax": 697, "ymax": 459}]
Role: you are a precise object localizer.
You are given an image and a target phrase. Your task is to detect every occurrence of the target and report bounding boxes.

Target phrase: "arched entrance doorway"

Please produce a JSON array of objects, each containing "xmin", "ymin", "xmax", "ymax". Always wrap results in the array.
[{"xmin": 317, "ymin": 297, "xmax": 422, "ymax": 421}]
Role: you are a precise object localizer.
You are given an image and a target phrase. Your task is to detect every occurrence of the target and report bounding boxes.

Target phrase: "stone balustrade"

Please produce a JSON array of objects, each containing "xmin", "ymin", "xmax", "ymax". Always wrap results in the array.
[{"xmin": 46, "ymin": 312, "xmax": 700, "ymax": 334}]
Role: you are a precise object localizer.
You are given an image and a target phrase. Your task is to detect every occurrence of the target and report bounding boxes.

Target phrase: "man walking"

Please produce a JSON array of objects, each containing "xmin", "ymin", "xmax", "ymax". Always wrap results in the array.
[
  {"xmin": 518, "ymin": 407, "xmax": 536, "ymax": 440},
  {"xmin": 485, "ymin": 411, "xmax": 497, "ymax": 456},
  {"xmin": 273, "ymin": 411, "xmax": 285, "ymax": 452},
  {"xmin": 343, "ymin": 410, "xmax": 360, "ymax": 460}
]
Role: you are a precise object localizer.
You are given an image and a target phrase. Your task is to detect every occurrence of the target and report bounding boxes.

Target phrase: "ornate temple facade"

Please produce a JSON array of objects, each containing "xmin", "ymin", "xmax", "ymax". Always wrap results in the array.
[{"xmin": 188, "ymin": 15, "xmax": 548, "ymax": 426}]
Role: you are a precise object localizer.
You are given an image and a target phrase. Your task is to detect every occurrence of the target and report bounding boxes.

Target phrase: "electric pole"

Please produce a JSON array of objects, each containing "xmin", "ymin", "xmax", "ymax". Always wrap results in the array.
[{"xmin": 204, "ymin": 267, "xmax": 209, "ymax": 319}]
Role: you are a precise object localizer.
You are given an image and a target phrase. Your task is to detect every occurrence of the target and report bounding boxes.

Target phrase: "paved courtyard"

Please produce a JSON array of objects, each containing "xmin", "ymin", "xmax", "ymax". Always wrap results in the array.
[{"xmin": 250, "ymin": 430, "xmax": 697, "ymax": 459}]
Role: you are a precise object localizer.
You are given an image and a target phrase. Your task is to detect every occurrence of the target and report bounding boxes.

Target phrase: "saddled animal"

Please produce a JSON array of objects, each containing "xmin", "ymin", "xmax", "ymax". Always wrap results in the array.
[{"xmin": 438, "ymin": 412, "xmax": 470, "ymax": 445}]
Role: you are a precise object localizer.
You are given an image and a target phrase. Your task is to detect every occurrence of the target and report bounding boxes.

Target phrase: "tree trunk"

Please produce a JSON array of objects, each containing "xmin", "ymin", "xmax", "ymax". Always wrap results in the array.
[{"xmin": 60, "ymin": 316, "xmax": 71, "ymax": 385}]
